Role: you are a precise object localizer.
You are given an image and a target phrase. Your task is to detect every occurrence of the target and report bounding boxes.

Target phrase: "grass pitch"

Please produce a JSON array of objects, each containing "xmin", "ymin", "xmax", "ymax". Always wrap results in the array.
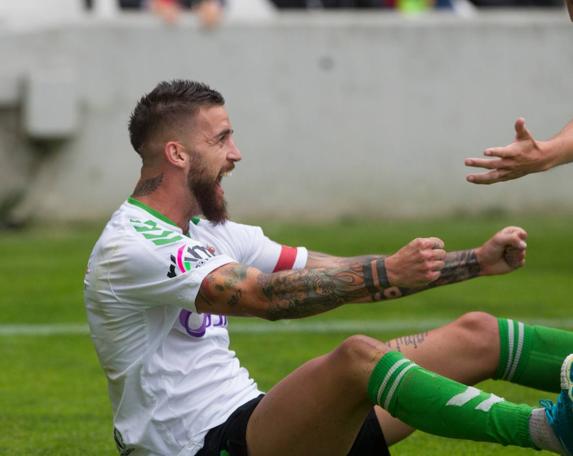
[{"xmin": 1, "ymin": 214, "xmax": 572, "ymax": 455}]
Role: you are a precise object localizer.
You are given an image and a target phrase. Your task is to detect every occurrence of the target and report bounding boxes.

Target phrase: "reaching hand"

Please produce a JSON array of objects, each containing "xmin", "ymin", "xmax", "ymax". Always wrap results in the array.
[
  {"xmin": 465, "ymin": 118, "xmax": 550, "ymax": 185},
  {"xmin": 475, "ymin": 226, "xmax": 527, "ymax": 276},
  {"xmin": 385, "ymin": 237, "xmax": 446, "ymax": 288}
]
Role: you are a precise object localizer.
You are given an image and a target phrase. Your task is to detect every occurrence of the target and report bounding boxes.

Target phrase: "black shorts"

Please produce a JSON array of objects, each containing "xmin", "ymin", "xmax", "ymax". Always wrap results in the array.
[{"xmin": 196, "ymin": 395, "xmax": 390, "ymax": 456}]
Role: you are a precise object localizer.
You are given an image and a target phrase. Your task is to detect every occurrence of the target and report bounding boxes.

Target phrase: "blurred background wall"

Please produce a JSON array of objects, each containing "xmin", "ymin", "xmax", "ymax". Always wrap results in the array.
[{"xmin": 0, "ymin": 7, "xmax": 571, "ymax": 223}]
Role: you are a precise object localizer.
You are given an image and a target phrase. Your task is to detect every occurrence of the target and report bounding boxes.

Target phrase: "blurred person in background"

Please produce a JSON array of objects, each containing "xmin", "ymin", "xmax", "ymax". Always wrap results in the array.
[
  {"xmin": 269, "ymin": 0, "xmax": 389, "ymax": 7},
  {"xmin": 120, "ymin": 0, "xmax": 224, "ymax": 27},
  {"xmin": 467, "ymin": 0, "xmax": 561, "ymax": 8},
  {"xmin": 465, "ymin": 118, "xmax": 573, "ymax": 184},
  {"xmin": 267, "ymin": 0, "xmax": 439, "ymax": 11},
  {"xmin": 269, "ymin": 0, "xmax": 566, "ymax": 11}
]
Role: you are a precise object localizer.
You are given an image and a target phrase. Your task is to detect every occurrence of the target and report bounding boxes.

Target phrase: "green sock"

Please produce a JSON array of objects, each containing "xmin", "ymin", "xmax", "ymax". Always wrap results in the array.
[
  {"xmin": 368, "ymin": 351, "xmax": 534, "ymax": 448},
  {"xmin": 496, "ymin": 318, "xmax": 573, "ymax": 392}
]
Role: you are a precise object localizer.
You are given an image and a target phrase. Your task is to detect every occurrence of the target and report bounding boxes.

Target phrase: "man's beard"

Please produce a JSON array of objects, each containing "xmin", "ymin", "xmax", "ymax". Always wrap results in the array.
[{"xmin": 187, "ymin": 164, "xmax": 228, "ymax": 225}]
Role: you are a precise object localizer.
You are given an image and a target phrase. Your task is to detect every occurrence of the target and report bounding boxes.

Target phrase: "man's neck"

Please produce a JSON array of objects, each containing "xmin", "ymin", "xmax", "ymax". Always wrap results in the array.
[{"xmin": 131, "ymin": 175, "xmax": 200, "ymax": 233}]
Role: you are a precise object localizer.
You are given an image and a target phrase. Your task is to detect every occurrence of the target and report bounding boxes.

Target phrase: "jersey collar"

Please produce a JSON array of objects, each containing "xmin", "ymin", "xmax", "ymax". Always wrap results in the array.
[{"xmin": 127, "ymin": 197, "xmax": 201, "ymax": 227}]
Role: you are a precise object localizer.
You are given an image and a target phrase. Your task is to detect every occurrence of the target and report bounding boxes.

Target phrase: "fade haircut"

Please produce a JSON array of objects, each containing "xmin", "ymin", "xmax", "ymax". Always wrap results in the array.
[{"xmin": 128, "ymin": 80, "xmax": 225, "ymax": 158}]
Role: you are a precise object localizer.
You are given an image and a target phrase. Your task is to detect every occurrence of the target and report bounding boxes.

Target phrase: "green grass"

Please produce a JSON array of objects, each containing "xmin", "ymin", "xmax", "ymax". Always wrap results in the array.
[{"xmin": 1, "ymin": 214, "xmax": 572, "ymax": 455}]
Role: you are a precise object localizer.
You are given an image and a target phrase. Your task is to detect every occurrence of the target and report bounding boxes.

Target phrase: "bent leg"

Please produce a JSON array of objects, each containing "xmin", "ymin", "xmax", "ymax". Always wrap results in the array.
[
  {"xmin": 246, "ymin": 317, "xmax": 558, "ymax": 454},
  {"xmin": 246, "ymin": 312, "xmax": 503, "ymax": 453},
  {"xmin": 379, "ymin": 313, "xmax": 573, "ymax": 445},
  {"xmin": 377, "ymin": 311, "xmax": 501, "ymax": 445},
  {"xmin": 246, "ymin": 335, "xmax": 388, "ymax": 456},
  {"xmin": 388, "ymin": 311, "xmax": 500, "ymax": 383}
]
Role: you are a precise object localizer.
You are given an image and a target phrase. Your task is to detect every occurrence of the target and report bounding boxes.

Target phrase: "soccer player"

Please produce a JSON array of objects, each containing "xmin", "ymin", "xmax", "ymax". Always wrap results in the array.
[
  {"xmin": 84, "ymin": 80, "xmax": 573, "ymax": 456},
  {"xmin": 465, "ymin": 117, "xmax": 573, "ymax": 184}
]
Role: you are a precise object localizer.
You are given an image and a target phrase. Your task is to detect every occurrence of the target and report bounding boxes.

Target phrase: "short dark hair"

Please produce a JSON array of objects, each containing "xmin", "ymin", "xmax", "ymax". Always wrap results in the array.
[{"xmin": 128, "ymin": 80, "xmax": 225, "ymax": 156}]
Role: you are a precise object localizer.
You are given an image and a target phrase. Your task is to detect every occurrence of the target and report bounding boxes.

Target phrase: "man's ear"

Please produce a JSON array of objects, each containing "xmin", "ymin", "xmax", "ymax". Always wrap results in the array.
[{"xmin": 164, "ymin": 141, "xmax": 188, "ymax": 169}]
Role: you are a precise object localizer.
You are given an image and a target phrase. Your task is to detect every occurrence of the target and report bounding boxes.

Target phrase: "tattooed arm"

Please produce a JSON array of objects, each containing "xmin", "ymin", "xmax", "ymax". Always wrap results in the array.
[{"xmin": 195, "ymin": 226, "xmax": 527, "ymax": 320}]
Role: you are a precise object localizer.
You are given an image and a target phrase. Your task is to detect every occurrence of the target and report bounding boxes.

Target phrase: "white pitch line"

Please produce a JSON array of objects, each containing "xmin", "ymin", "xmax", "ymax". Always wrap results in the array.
[
  {"xmin": 0, "ymin": 323, "xmax": 89, "ymax": 336},
  {"xmin": 1, "ymin": 318, "xmax": 573, "ymax": 336}
]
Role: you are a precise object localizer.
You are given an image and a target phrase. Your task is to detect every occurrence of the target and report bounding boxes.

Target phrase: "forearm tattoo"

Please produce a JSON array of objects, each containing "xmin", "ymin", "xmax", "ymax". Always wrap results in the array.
[
  {"xmin": 198, "ymin": 250, "xmax": 482, "ymax": 321},
  {"xmin": 259, "ymin": 250, "xmax": 480, "ymax": 319},
  {"xmin": 433, "ymin": 249, "xmax": 481, "ymax": 286},
  {"xmin": 259, "ymin": 261, "xmax": 377, "ymax": 320},
  {"xmin": 392, "ymin": 249, "xmax": 482, "ymax": 299},
  {"xmin": 363, "ymin": 258, "xmax": 391, "ymax": 301}
]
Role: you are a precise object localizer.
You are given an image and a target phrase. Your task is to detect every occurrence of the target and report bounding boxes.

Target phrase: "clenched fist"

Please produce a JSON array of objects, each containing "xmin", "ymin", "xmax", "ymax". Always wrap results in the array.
[
  {"xmin": 475, "ymin": 226, "xmax": 527, "ymax": 276},
  {"xmin": 385, "ymin": 237, "xmax": 446, "ymax": 289}
]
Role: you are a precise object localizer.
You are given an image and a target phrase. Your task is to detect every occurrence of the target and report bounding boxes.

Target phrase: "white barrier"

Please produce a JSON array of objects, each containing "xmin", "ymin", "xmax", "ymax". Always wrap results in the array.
[{"xmin": 0, "ymin": 12, "xmax": 571, "ymax": 222}]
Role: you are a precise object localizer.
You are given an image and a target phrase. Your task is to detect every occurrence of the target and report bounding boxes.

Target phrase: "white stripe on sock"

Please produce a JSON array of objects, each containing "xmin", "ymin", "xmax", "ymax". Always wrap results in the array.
[
  {"xmin": 383, "ymin": 363, "xmax": 417, "ymax": 410},
  {"xmin": 507, "ymin": 321, "xmax": 525, "ymax": 381},
  {"xmin": 376, "ymin": 359, "xmax": 411, "ymax": 404},
  {"xmin": 475, "ymin": 394, "xmax": 504, "ymax": 412},
  {"xmin": 446, "ymin": 386, "xmax": 481, "ymax": 407},
  {"xmin": 503, "ymin": 319, "xmax": 515, "ymax": 380}
]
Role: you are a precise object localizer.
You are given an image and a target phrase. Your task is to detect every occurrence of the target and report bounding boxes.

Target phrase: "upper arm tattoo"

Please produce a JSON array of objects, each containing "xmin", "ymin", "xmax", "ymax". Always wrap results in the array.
[{"xmin": 196, "ymin": 264, "xmax": 250, "ymax": 314}]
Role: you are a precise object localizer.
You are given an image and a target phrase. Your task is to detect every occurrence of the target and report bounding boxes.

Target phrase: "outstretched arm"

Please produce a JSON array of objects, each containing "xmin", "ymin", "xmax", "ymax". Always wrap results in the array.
[
  {"xmin": 465, "ymin": 118, "xmax": 573, "ymax": 185},
  {"xmin": 195, "ymin": 227, "xmax": 527, "ymax": 320}
]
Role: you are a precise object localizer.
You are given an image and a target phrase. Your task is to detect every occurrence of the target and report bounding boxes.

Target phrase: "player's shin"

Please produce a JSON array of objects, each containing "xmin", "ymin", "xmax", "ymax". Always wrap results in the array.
[{"xmin": 367, "ymin": 351, "xmax": 561, "ymax": 453}]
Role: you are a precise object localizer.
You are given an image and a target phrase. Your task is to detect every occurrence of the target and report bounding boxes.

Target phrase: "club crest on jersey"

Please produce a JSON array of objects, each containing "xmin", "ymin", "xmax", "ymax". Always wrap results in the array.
[{"xmin": 167, "ymin": 243, "xmax": 217, "ymax": 278}]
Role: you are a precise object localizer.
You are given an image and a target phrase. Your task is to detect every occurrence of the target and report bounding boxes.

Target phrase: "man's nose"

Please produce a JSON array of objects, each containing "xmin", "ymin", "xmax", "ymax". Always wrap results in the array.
[{"xmin": 228, "ymin": 140, "xmax": 242, "ymax": 162}]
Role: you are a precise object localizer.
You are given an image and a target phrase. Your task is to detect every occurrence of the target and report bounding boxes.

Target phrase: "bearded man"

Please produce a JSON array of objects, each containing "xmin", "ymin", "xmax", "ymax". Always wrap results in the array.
[{"xmin": 84, "ymin": 80, "xmax": 573, "ymax": 456}]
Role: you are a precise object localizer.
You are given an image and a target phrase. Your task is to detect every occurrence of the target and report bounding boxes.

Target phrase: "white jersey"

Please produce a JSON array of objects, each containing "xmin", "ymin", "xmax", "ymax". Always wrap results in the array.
[{"xmin": 84, "ymin": 198, "xmax": 308, "ymax": 456}]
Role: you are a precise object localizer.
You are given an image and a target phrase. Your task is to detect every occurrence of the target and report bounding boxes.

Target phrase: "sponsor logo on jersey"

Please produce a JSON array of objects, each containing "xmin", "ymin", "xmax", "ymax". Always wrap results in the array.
[
  {"xmin": 179, "ymin": 309, "xmax": 228, "ymax": 337},
  {"xmin": 167, "ymin": 243, "xmax": 217, "ymax": 278}
]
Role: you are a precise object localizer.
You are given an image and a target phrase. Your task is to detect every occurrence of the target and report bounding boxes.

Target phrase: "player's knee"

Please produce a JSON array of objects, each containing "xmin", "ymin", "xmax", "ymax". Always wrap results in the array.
[
  {"xmin": 331, "ymin": 335, "xmax": 389, "ymax": 375},
  {"xmin": 454, "ymin": 311, "xmax": 499, "ymax": 354}
]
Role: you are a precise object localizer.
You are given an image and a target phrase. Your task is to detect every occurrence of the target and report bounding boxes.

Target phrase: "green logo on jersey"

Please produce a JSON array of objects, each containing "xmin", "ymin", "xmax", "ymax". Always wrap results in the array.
[{"xmin": 130, "ymin": 218, "xmax": 183, "ymax": 246}]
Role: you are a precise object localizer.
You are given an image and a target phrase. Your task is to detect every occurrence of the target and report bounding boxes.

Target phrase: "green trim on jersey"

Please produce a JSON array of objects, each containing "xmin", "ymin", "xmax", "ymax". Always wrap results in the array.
[
  {"xmin": 128, "ymin": 197, "xmax": 201, "ymax": 227},
  {"xmin": 128, "ymin": 197, "xmax": 179, "ymax": 228}
]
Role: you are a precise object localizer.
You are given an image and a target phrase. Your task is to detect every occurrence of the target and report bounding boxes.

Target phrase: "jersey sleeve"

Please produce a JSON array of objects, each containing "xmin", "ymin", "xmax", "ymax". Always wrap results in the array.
[
  {"xmin": 225, "ymin": 222, "xmax": 308, "ymax": 273},
  {"xmin": 107, "ymin": 236, "xmax": 235, "ymax": 313}
]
